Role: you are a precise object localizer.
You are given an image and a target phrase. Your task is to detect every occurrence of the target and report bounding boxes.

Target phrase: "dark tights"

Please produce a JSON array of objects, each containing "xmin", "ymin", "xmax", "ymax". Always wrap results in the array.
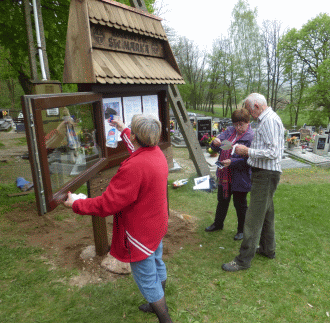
[{"xmin": 213, "ymin": 185, "xmax": 248, "ymax": 233}]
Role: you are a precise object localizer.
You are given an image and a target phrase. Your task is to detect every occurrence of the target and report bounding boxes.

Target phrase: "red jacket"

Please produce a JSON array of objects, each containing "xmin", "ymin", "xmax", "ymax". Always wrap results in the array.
[{"xmin": 72, "ymin": 129, "xmax": 169, "ymax": 262}]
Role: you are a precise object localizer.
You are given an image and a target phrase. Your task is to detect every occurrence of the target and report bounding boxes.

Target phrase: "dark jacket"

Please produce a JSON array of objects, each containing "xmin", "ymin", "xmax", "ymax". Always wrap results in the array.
[{"xmin": 211, "ymin": 125, "xmax": 254, "ymax": 192}]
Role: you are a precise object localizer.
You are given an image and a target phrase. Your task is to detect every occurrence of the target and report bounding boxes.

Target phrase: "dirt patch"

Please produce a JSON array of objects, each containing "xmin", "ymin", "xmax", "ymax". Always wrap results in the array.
[
  {"xmin": 0, "ymin": 132, "xmax": 200, "ymax": 287},
  {"xmin": 2, "ymin": 201, "xmax": 198, "ymax": 287}
]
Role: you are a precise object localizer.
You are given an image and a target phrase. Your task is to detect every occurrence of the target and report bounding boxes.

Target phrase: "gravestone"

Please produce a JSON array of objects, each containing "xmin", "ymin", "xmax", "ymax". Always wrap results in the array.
[
  {"xmin": 196, "ymin": 117, "xmax": 212, "ymax": 143},
  {"xmin": 313, "ymin": 134, "xmax": 330, "ymax": 156},
  {"xmin": 305, "ymin": 126, "xmax": 315, "ymax": 135},
  {"xmin": 299, "ymin": 128, "xmax": 311, "ymax": 140}
]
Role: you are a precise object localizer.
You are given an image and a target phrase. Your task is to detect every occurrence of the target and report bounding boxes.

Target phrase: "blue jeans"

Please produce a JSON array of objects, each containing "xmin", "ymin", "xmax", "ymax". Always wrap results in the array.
[{"xmin": 130, "ymin": 241, "xmax": 167, "ymax": 303}]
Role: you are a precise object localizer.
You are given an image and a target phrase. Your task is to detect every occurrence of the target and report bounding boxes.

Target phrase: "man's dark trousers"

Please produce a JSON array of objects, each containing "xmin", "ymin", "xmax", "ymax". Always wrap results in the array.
[{"xmin": 235, "ymin": 168, "xmax": 281, "ymax": 268}]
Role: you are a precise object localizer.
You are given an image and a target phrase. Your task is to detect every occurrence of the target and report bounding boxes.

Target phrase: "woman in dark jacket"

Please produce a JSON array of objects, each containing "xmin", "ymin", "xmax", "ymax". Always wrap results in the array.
[{"xmin": 205, "ymin": 109, "xmax": 254, "ymax": 240}]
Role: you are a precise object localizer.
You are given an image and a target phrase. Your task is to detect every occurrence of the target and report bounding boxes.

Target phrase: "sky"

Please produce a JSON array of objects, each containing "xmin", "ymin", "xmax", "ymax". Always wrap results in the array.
[{"xmin": 157, "ymin": 0, "xmax": 330, "ymax": 51}]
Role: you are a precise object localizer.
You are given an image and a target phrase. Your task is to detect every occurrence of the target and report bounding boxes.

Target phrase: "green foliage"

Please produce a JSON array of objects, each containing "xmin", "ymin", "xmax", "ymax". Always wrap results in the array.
[
  {"xmin": 0, "ymin": 0, "xmax": 155, "ymax": 96},
  {"xmin": 279, "ymin": 13, "xmax": 330, "ymax": 120},
  {"xmin": 306, "ymin": 108, "xmax": 329, "ymax": 128}
]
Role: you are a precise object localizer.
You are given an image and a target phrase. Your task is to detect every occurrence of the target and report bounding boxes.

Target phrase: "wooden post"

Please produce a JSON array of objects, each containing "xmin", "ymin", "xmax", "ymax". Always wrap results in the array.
[
  {"xmin": 23, "ymin": 0, "xmax": 38, "ymax": 80},
  {"xmin": 91, "ymin": 216, "xmax": 109, "ymax": 256},
  {"xmin": 87, "ymin": 181, "xmax": 109, "ymax": 256}
]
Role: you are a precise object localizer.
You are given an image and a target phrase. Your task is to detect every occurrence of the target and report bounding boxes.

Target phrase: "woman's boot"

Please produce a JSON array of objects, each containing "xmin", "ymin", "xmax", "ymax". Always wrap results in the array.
[{"xmin": 138, "ymin": 280, "xmax": 167, "ymax": 313}]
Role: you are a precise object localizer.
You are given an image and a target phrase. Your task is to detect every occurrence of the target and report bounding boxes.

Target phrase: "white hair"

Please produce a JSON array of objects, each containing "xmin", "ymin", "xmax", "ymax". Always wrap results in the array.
[{"xmin": 245, "ymin": 93, "xmax": 267, "ymax": 110}]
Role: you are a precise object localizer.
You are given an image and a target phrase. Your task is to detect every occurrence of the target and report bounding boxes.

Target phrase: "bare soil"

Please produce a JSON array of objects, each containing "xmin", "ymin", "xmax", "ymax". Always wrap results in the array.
[
  {"xmin": 0, "ymin": 131, "xmax": 199, "ymax": 287},
  {"xmin": 3, "ymin": 201, "xmax": 198, "ymax": 287}
]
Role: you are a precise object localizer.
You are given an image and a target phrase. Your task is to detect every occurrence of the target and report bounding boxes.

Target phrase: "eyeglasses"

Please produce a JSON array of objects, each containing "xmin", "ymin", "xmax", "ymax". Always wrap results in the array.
[{"xmin": 233, "ymin": 123, "xmax": 246, "ymax": 128}]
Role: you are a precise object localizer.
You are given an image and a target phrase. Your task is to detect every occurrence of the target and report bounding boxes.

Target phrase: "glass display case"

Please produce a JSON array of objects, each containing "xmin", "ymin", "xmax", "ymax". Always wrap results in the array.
[{"xmin": 22, "ymin": 92, "xmax": 108, "ymax": 215}]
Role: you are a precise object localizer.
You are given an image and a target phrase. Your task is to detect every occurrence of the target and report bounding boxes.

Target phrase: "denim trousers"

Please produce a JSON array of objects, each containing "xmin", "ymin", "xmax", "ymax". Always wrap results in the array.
[
  {"xmin": 214, "ymin": 184, "xmax": 248, "ymax": 233},
  {"xmin": 130, "ymin": 241, "xmax": 167, "ymax": 303},
  {"xmin": 235, "ymin": 168, "xmax": 281, "ymax": 268}
]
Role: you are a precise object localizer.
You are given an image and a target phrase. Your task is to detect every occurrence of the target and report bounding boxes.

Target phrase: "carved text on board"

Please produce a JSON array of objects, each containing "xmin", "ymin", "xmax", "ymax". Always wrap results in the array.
[{"xmin": 91, "ymin": 25, "xmax": 164, "ymax": 58}]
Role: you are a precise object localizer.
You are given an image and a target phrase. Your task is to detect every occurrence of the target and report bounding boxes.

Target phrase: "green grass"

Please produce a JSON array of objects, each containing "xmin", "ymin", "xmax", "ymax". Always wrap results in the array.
[
  {"xmin": 0, "ymin": 183, "xmax": 36, "ymax": 215},
  {"xmin": 0, "ymin": 141, "xmax": 5, "ymax": 149},
  {"xmin": 14, "ymin": 137, "xmax": 27, "ymax": 146},
  {"xmin": 1, "ymin": 169, "xmax": 330, "ymax": 322}
]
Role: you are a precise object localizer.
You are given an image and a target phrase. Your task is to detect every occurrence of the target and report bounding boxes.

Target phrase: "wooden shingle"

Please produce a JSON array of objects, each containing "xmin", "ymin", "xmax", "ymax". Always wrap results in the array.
[{"xmin": 63, "ymin": 0, "xmax": 183, "ymax": 85}]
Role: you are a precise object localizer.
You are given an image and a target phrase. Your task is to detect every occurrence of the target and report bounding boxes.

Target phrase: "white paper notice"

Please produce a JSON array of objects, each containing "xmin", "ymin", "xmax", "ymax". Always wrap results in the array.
[
  {"xmin": 142, "ymin": 95, "xmax": 159, "ymax": 120},
  {"xmin": 103, "ymin": 98, "xmax": 123, "ymax": 143},
  {"xmin": 193, "ymin": 175, "xmax": 210, "ymax": 190},
  {"xmin": 123, "ymin": 96, "xmax": 142, "ymax": 128}
]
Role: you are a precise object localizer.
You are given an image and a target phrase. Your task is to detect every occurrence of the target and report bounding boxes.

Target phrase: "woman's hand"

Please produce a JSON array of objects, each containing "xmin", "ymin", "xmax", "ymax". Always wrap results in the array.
[
  {"xmin": 221, "ymin": 159, "xmax": 231, "ymax": 167},
  {"xmin": 110, "ymin": 119, "xmax": 125, "ymax": 132},
  {"xmin": 212, "ymin": 138, "xmax": 221, "ymax": 147},
  {"xmin": 63, "ymin": 192, "xmax": 74, "ymax": 208},
  {"xmin": 235, "ymin": 144, "xmax": 249, "ymax": 156}
]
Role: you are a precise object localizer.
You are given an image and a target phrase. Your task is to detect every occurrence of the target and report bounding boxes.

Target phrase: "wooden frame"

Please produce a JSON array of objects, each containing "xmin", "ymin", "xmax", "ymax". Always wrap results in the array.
[{"xmin": 22, "ymin": 92, "xmax": 109, "ymax": 215}]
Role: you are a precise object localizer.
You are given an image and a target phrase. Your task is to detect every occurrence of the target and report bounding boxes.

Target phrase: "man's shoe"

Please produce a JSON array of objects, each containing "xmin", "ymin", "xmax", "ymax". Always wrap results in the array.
[
  {"xmin": 205, "ymin": 224, "xmax": 222, "ymax": 232},
  {"xmin": 256, "ymin": 247, "xmax": 276, "ymax": 259},
  {"xmin": 222, "ymin": 260, "xmax": 248, "ymax": 272},
  {"xmin": 234, "ymin": 232, "xmax": 243, "ymax": 240}
]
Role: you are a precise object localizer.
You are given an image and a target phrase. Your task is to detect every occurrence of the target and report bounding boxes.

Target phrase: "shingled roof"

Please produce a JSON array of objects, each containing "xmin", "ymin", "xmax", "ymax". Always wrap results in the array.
[{"xmin": 63, "ymin": 0, "xmax": 184, "ymax": 85}]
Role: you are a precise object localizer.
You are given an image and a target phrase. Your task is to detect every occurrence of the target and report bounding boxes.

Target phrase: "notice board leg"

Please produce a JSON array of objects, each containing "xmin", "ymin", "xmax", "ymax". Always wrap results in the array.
[{"xmin": 92, "ymin": 216, "xmax": 109, "ymax": 256}]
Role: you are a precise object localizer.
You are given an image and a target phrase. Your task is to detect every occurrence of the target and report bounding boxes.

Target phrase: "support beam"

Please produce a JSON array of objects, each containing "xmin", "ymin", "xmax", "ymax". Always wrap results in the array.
[
  {"xmin": 23, "ymin": 0, "xmax": 38, "ymax": 80},
  {"xmin": 169, "ymin": 85, "xmax": 210, "ymax": 177}
]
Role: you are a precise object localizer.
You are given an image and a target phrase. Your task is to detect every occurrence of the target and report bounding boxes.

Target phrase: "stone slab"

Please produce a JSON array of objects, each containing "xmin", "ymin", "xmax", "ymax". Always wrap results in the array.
[
  {"xmin": 285, "ymin": 147, "xmax": 330, "ymax": 166},
  {"xmin": 169, "ymin": 159, "xmax": 182, "ymax": 172}
]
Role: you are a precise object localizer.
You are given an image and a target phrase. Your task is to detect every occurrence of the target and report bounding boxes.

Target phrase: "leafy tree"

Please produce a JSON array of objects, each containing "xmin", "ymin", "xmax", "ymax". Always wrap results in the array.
[
  {"xmin": 279, "ymin": 13, "xmax": 330, "ymax": 121},
  {"xmin": 207, "ymin": 36, "xmax": 242, "ymax": 116},
  {"xmin": 261, "ymin": 20, "xmax": 286, "ymax": 110},
  {"xmin": 0, "ymin": 0, "xmax": 155, "ymax": 95},
  {"xmin": 230, "ymin": 0, "xmax": 263, "ymax": 96},
  {"xmin": 0, "ymin": 46, "xmax": 25, "ymax": 111},
  {"xmin": 172, "ymin": 36, "xmax": 207, "ymax": 110}
]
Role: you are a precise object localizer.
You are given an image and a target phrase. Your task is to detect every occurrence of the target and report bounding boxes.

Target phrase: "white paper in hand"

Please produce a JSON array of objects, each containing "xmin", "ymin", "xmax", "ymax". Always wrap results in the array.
[
  {"xmin": 71, "ymin": 193, "xmax": 88, "ymax": 201},
  {"xmin": 231, "ymin": 144, "xmax": 238, "ymax": 155},
  {"xmin": 220, "ymin": 140, "xmax": 233, "ymax": 150}
]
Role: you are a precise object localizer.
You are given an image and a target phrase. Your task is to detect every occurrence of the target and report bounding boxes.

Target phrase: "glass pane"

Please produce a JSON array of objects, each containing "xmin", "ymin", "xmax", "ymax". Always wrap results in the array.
[{"xmin": 43, "ymin": 104, "xmax": 101, "ymax": 193}]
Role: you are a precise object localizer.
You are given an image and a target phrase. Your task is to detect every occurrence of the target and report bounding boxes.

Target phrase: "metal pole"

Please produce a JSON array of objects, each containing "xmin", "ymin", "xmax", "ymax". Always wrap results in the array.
[{"xmin": 32, "ymin": 0, "xmax": 47, "ymax": 80}]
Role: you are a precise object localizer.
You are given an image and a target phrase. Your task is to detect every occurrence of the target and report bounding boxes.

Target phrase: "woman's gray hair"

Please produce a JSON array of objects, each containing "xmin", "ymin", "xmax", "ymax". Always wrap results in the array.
[
  {"xmin": 244, "ymin": 93, "xmax": 267, "ymax": 110},
  {"xmin": 131, "ymin": 114, "xmax": 162, "ymax": 147}
]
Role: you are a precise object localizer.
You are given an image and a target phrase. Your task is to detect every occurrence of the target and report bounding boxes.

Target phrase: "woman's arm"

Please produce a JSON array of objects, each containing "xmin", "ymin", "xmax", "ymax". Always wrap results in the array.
[{"xmin": 111, "ymin": 119, "xmax": 135, "ymax": 154}]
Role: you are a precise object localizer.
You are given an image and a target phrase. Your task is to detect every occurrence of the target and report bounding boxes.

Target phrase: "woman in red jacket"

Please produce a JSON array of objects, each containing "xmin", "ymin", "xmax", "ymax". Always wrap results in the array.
[{"xmin": 64, "ymin": 115, "xmax": 173, "ymax": 323}]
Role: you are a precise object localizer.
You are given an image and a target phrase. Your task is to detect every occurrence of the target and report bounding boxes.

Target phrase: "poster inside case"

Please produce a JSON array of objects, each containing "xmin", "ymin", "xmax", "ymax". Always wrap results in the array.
[
  {"xmin": 142, "ymin": 95, "xmax": 159, "ymax": 120},
  {"xmin": 123, "ymin": 96, "xmax": 142, "ymax": 128},
  {"xmin": 103, "ymin": 97, "xmax": 123, "ymax": 146}
]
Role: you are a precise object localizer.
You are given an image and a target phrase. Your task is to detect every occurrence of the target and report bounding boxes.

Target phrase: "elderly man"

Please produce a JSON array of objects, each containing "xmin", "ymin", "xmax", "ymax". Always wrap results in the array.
[{"xmin": 222, "ymin": 93, "xmax": 284, "ymax": 272}]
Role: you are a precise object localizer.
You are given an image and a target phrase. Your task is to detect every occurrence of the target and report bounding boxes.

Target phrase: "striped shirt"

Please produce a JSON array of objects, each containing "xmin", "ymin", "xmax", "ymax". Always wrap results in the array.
[{"xmin": 248, "ymin": 107, "xmax": 284, "ymax": 172}]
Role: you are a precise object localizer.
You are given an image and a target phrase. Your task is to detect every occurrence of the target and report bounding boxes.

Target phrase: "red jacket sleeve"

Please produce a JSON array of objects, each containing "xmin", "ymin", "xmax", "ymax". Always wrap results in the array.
[
  {"xmin": 72, "ymin": 160, "xmax": 141, "ymax": 217},
  {"xmin": 120, "ymin": 128, "xmax": 135, "ymax": 154}
]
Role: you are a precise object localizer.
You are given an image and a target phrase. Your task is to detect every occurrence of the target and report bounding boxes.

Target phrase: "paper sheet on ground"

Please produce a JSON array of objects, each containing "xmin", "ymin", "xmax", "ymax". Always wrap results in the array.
[{"xmin": 193, "ymin": 175, "xmax": 210, "ymax": 190}]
